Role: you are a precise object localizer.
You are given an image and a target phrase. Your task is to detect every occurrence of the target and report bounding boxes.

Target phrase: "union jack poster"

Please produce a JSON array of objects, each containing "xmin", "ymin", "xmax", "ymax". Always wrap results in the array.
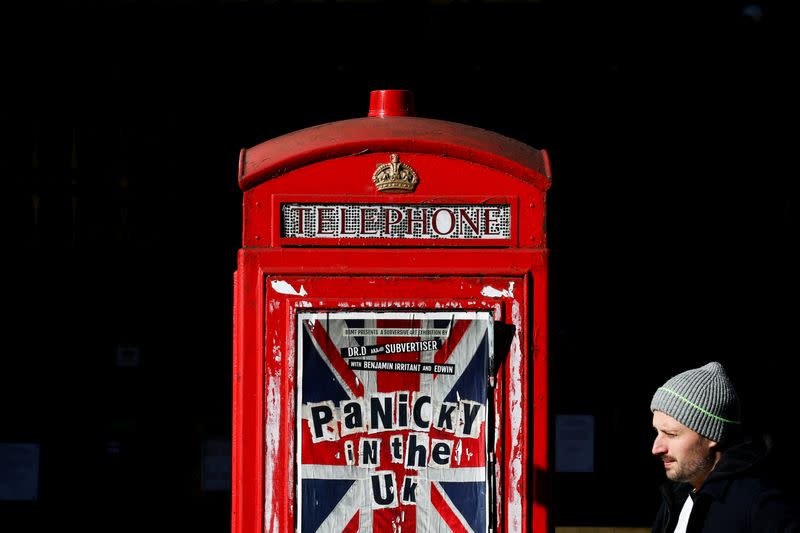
[{"xmin": 296, "ymin": 311, "xmax": 492, "ymax": 532}]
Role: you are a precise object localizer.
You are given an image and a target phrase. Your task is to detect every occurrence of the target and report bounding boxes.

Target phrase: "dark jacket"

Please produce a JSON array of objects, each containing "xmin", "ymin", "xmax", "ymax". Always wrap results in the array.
[{"xmin": 651, "ymin": 435, "xmax": 800, "ymax": 533}]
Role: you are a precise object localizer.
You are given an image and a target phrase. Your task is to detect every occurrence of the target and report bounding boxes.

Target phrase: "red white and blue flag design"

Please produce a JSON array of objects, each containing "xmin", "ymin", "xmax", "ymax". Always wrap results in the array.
[{"xmin": 296, "ymin": 311, "xmax": 492, "ymax": 533}]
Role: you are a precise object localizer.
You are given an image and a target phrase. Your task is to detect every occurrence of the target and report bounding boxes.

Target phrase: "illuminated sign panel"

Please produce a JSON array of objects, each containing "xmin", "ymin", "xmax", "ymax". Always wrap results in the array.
[{"xmin": 281, "ymin": 203, "xmax": 511, "ymax": 240}]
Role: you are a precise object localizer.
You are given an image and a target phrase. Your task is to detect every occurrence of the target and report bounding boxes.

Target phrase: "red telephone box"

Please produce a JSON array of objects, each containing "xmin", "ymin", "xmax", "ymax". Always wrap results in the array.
[{"xmin": 233, "ymin": 90, "xmax": 552, "ymax": 533}]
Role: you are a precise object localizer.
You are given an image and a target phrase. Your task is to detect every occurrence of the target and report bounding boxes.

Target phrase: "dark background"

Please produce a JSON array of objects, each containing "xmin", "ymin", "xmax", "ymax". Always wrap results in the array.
[{"xmin": 2, "ymin": 0, "xmax": 797, "ymax": 530}]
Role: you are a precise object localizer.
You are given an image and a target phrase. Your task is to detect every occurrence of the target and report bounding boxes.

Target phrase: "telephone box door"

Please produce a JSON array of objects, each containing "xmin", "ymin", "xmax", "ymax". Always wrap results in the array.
[{"xmin": 258, "ymin": 271, "xmax": 534, "ymax": 533}]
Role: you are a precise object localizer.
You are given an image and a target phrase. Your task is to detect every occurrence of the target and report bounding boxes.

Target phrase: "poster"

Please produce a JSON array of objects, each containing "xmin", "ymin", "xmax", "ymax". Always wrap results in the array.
[
  {"xmin": 0, "ymin": 442, "xmax": 40, "ymax": 501},
  {"xmin": 555, "ymin": 415, "xmax": 595, "ymax": 473},
  {"xmin": 296, "ymin": 311, "xmax": 492, "ymax": 532}
]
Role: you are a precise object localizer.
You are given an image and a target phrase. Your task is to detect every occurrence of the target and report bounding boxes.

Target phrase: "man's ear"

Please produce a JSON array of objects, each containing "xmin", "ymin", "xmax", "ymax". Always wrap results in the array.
[{"xmin": 707, "ymin": 439, "xmax": 720, "ymax": 452}]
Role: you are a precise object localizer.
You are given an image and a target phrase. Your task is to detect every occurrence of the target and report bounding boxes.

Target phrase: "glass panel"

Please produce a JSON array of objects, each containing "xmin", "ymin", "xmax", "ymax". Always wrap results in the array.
[{"xmin": 296, "ymin": 310, "xmax": 492, "ymax": 532}]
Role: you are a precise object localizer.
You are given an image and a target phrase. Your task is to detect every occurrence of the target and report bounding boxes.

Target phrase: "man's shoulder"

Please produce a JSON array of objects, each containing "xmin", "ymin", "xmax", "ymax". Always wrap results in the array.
[{"xmin": 719, "ymin": 473, "xmax": 800, "ymax": 512}]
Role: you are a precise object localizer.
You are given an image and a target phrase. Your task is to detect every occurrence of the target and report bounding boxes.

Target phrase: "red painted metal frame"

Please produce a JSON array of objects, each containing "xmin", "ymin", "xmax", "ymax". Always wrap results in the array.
[{"xmin": 233, "ymin": 249, "xmax": 549, "ymax": 533}]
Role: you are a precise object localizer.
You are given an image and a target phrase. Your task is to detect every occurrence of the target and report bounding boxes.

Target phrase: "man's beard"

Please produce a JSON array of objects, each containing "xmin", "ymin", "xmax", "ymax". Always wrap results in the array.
[{"xmin": 666, "ymin": 449, "xmax": 716, "ymax": 485}]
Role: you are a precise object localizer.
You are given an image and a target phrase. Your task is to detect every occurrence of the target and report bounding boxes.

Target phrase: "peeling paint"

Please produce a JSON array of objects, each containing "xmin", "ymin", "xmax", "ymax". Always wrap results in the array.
[
  {"xmin": 270, "ymin": 279, "xmax": 308, "ymax": 296},
  {"xmin": 264, "ymin": 374, "xmax": 282, "ymax": 532},
  {"xmin": 392, "ymin": 512, "xmax": 404, "ymax": 533},
  {"xmin": 480, "ymin": 281, "xmax": 515, "ymax": 298},
  {"xmin": 507, "ymin": 300, "xmax": 523, "ymax": 530},
  {"xmin": 509, "ymin": 457, "xmax": 523, "ymax": 530}
]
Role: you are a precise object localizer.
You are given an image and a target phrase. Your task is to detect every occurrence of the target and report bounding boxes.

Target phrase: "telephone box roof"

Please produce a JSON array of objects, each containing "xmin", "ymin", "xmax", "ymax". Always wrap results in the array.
[{"xmin": 238, "ymin": 115, "xmax": 552, "ymax": 192}]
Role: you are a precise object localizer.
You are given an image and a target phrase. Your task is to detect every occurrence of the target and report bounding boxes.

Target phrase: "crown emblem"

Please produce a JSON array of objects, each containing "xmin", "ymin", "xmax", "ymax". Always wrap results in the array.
[{"xmin": 372, "ymin": 154, "xmax": 418, "ymax": 193}]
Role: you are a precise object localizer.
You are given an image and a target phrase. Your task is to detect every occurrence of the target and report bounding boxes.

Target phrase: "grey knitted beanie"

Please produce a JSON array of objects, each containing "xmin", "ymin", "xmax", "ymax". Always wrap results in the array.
[{"xmin": 650, "ymin": 361, "xmax": 741, "ymax": 443}]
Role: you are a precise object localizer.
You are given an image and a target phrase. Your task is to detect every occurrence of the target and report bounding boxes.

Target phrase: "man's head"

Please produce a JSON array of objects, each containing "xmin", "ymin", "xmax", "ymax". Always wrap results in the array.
[
  {"xmin": 650, "ymin": 361, "xmax": 742, "ymax": 488},
  {"xmin": 651, "ymin": 361, "xmax": 741, "ymax": 444}
]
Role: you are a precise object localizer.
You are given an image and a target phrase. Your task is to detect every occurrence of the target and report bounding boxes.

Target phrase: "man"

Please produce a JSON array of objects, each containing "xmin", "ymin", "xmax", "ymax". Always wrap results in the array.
[{"xmin": 650, "ymin": 361, "xmax": 800, "ymax": 532}]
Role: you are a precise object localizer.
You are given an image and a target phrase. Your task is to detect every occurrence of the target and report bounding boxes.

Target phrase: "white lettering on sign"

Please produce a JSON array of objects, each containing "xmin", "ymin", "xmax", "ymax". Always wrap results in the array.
[{"xmin": 281, "ymin": 203, "xmax": 511, "ymax": 239}]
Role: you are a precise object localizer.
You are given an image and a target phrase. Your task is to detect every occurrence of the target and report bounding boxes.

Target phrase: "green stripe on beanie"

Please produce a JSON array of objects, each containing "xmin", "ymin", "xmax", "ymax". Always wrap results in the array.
[{"xmin": 650, "ymin": 362, "xmax": 741, "ymax": 443}]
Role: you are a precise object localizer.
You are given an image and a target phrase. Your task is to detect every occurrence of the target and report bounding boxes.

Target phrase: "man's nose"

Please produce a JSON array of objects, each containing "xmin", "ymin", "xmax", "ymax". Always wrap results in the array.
[{"xmin": 652, "ymin": 436, "xmax": 666, "ymax": 456}]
